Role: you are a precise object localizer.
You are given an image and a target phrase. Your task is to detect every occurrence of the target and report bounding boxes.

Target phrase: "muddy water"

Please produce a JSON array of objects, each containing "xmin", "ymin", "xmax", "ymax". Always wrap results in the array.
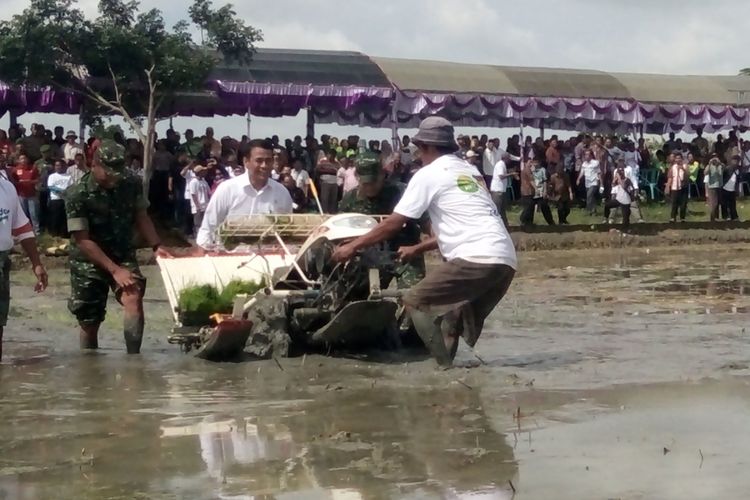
[{"xmin": 2, "ymin": 246, "xmax": 750, "ymax": 499}]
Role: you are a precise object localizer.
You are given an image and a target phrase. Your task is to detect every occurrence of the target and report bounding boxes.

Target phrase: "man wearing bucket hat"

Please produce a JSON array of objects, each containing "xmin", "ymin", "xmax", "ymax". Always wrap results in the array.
[
  {"xmin": 332, "ymin": 117, "xmax": 517, "ymax": 366},
  {"xmin": 339, "ymin": 150, "xmax": 426, "ymax": 288},
  {"xmin": 65, "ymin": 139, "xmax": 171, "ymax": 354},
  {"xmin": 63, "ymin": 130, "xmax": 84, "ymax": 165}
]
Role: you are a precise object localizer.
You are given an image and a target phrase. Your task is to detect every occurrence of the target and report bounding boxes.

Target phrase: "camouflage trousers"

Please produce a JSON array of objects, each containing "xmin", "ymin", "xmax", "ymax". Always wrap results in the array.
[
  {"xmin": 0, "ymin": 251, "xmax": 10, "ymax": 327},
  {"xmin": 394, "ymin": 257, "xmax": 426, "ymax": 289},
  {"xmin": 68, "ymin": 258, "xmax": 146, "ymax": 325}
]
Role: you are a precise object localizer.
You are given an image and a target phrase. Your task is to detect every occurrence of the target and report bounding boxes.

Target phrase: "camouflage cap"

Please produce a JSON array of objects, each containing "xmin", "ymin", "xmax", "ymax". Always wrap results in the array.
[
  {"xmin": 40, "ymin": 144, "xmax": 51, "ymax": 153},
  {"xmin": 355, "ymin": 151, "xmax": 382, "ymax": 183},
  {"xmin": 96, "ymin": 139, "xmax": 126, "ymax": 170}
]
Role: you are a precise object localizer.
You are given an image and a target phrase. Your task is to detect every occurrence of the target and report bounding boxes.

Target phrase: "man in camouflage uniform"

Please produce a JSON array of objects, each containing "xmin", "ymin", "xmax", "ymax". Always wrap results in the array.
[
  {"xmin": 65, "ymin": 139, "xmax": 169, "ymax": 354},
  {"xmin": 339, "ymin": 151, "xmax": 426, "ymax": 288}
]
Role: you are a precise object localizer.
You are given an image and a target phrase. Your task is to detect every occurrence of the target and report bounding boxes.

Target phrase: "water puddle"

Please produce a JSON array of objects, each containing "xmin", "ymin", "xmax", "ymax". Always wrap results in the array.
[{"xmin": 2, "ymin": 246, "xmax": 750, "ymax": 498}]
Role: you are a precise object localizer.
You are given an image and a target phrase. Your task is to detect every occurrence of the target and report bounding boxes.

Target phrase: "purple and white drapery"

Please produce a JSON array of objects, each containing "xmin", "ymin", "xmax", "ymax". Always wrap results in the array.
[
  {"xmin": 0, "ymin": 83, "xmax": 81, "ymax": 116},
  {"xmin": 388, "ymin": 90, "xmax": 750, "ymax": 133},
  {"xmin": 210, "ymin": 81, "xmax": 394, "ymax": 118}
]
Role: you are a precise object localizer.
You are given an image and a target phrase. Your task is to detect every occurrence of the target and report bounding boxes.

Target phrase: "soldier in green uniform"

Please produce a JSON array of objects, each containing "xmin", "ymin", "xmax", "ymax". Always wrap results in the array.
[
  {"xmin": 65, "ymin": 139, "xmax": 170, "ymax": 354},
  {"xmin": 339, "ymin": 151, "xmax": 426, "ymax": 288}
]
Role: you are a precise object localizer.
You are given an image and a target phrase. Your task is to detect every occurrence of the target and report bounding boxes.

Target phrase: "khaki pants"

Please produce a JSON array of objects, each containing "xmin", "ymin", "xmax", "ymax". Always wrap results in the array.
[{"xmin": 404, "ymin": 259, "xmax": 515, "ymax": 348}]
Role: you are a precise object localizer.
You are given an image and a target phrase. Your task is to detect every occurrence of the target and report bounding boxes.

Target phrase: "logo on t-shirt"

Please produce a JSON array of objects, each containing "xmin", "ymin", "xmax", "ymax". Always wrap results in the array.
[
  {"xmin": 0, "ymin": 208, "xmax": 9, "ymax": 223},
  {"xmin": 456, "ymin": 175, "xmax": 480, "ymax": 193}
]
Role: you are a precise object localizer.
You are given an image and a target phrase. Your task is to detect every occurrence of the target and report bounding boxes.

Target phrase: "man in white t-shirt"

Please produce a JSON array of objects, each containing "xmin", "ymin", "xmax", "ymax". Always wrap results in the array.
[
  {"xmin": 197, "ymin": 139, "xmax": 294, "ymax": 250},
  {"xmin": 577, "ymin": 149, "xmax": 601, "ymax": 216},
  {"xmin": 332, "ymin": 117, "xmax": 517, "ymax": 366},
  {"xmin": 0, "ymin": 177, "xmax": 48, "ymax": 360},
  {"xmin": 290, "ymin": 158, "xmax": 311, "ymax": 198},
  {"xmin": 46, "ymin": 160, "xmax": 73, "ymax": 236},
  {"xmin": 188, "ymin": 165, "xmax": 211, "ymax": 234},
  {"xmin": 622, "ymin": 157, "xmax": 644, "ymax": 223},
  {"xmin": 66, "ymin": 153, "xmax": 88, "ymax": 185},
  {"xmin": 489, "ymin": 154, "xmax": 518, "ymax": 228}
]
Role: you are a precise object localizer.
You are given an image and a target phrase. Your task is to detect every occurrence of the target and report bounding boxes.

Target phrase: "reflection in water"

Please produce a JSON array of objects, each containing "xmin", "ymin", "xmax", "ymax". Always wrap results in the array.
[
  {"xmin": 160, "ymin": 387, "xmax": 518, "ymax": 499},
  {"xmin": 161, "ymin": 417, "xmax": 296, "ymax": 480}
]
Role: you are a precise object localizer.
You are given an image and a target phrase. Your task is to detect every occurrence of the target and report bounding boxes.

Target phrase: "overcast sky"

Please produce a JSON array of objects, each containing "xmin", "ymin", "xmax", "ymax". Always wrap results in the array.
[{"xmin": 2, "ymin": 0, "xmax": 748, "ymax": 139}]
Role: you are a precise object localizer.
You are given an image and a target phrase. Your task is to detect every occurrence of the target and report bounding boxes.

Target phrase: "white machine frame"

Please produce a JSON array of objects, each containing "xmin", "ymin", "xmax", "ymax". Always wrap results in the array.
[{"xmin": 157, "ymin": 213, "xmax": 387, "ymax": 324}]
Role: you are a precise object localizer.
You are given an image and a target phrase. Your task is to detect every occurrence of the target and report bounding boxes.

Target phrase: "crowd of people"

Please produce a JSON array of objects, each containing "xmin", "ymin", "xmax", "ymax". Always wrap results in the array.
[{"xmin": 1, "ymin": 122, "xmax": 749, "ymax": 241}]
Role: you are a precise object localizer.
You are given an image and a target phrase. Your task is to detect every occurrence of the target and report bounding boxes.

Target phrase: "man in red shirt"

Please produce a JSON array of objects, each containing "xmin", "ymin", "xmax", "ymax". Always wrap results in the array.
[{"xmin": 9, "ymin": 154, "xmax": 40, "ymax": 235}]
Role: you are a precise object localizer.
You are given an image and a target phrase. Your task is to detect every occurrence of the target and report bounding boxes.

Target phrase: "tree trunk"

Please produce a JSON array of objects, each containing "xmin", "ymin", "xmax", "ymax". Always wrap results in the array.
[
  {"xmin": 142, "ymin": 122, "xmax": 154, "ymax": 192},
  {"xmin": 143, "ymin": 73, "xmax": 158, "ymax": 194}
]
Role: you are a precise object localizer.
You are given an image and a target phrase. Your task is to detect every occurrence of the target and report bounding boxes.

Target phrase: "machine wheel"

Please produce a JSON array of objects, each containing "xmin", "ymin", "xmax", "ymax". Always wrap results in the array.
[{"xmin": 245, "ymin": 295, "xmax": 293, "ymax": 358}]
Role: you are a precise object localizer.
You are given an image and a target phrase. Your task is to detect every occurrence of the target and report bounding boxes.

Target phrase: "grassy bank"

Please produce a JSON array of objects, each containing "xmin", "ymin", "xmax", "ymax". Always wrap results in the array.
[{"xmin": 505, "ymin": 198, "xmax": 750, "ymax": 226}]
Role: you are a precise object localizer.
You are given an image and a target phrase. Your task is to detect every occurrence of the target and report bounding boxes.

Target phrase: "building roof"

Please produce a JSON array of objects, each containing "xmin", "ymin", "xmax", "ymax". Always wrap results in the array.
[{"xmin": 372, "ymin": 56, "xmax": 750, "ymax": 105}]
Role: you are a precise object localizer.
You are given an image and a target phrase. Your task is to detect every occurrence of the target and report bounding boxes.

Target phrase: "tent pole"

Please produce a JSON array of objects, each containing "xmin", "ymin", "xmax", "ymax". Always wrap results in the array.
[
  {"xmin": 539, "ymin": 122, "xmax": 545, "ymax": 141},
  {"xmin": 78, "ymin": 104, "xmax": 85, "ymax": 143},
  {"xmin": 639, "ymin": 124, "xmax": 644, "ymax": 140},
  {"xmin": 390, "ymin": 107, "xmax": 399, "ymax": 150},
  {"xmin": 306, "ymin": 107, "xmax": 315, "ymax": 138},
  {"xmin": 8, "ymin": 110, "xmax": 17, "ymax": 128},
  {"xmin": 246, "ymin": 106, "xmax": 251, "ymax": 138},
  {"xmin": 519, "ymin": 117, "xmax": 525, "ymax": 170}
]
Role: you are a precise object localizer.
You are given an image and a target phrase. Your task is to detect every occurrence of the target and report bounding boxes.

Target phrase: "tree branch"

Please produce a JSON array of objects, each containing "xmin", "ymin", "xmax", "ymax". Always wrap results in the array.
[
  {"xmin": 79, "ymin": 81, "xmax": 146, "ymax": 144},
  {"xmin": 107, "ymin": 63, "xmax": 123, "ymax": 107}
]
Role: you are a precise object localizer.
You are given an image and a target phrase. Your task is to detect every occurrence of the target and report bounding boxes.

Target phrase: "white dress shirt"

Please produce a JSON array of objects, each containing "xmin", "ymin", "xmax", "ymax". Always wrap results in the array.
[
  {"xmin": 490, "ymin": 160, "xmax": 509, "ymax": 193},
  {"xmin": 482, "ymin": 147, "xmax": 501, "ymax": 176},
  {"xmin": 483, "ymin": 146, "xmax": 519, "ymax": 176},
  {"xmin": 196, "ymin": 174, "xmax": 294, "ymax": 249}
]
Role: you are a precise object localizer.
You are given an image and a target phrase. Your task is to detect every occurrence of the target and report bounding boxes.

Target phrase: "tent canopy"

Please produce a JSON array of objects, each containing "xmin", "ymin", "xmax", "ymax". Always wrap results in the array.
[{"xmin": 5, "ymin": 48, "xmax": 750, "ymax": 132}]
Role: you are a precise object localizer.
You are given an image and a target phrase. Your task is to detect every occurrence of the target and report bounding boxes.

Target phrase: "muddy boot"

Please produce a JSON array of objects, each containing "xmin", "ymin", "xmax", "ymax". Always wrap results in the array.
[
  {"xmin": 440, "ymin": 311, "xmax": 462, "ymax": 361},
  {"xmin": 80, "ymin": 324, "xmax": 100, "ymax": 350},
  {"xmin": 123, "ymin": 315, "xmax": 144, "ymax": 354},
  {"xmin": 409, "ymin": 310, "xmax": 452, "ymax": 367}
]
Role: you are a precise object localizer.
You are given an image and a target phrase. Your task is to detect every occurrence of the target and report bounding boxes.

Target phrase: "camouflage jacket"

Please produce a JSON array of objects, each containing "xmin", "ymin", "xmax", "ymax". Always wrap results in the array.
[
  {"xmin": 34, "ymin": 159, "xmax": 53, "ymax": 192},
  {"xmin": 339, "ymin": 182, "xmax": 425, "ymax": 250},
  {"xmin": 65, "ymin": 171, "xmax": 148, "ymax": 263}
]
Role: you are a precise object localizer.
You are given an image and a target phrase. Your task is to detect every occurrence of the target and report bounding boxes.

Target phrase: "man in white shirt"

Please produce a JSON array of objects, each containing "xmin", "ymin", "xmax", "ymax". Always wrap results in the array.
[
  {"xmin": 62, "ymin": 130, "xmax": 84, "ymax": 165},
  {"xmin": 0, "ymin": 177, "xmax": 48, "ymax": 360},
  {"xmin": 577, "ymin": 149, "xmax": 601, "ymax": 216},
  {"xmin": 290, "ymin": 158, "xmax": 311, "ymax": 198},
  {"xmin": 66, "ymin": 153, "xmax": 88, "ymax": 185},
  {"xmin": 665, "ymin": 152, "xmax": 688, "ymax": 223},
  {"xmin": 46, "ymin": 160, "xmax": 73, "ymax": 236},
  {"xmin": 332, "ymin": 117, "xmax": 517, "ymax": 366},
  {"xmin": 188, "ymin": 165, "xmax": 211, "ymax": 233},
  {"xmin": 489, "ymin": 154, "xmax": 518, "ymax": 227},
  {"xmin": 482, "ymin": 139, "xmax": 501, "ymax": 187},
  {"xmin": 604, "ymin": 165, "xmax": 634, "ymax": 230},
  {"xmin": 483, "ymin": 139, "xmax": 520, "ymax": 185},
  {"xmin": 622, "ymin": 157, "xmax": 644, "ymax": 223},
  {"xmin": 197, "ymin": 139, "xmax": 294, "ymax": 250}
]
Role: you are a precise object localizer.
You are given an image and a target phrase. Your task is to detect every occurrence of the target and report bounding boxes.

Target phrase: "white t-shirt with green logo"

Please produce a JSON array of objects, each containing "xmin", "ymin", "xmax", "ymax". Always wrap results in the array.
[{"xmin": 394, "ymin": 154, "xmax": 517, "ymax": 269}]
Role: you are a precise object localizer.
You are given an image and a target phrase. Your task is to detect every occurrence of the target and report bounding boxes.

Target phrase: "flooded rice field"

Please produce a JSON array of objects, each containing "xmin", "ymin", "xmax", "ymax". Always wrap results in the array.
[{"xmin": 2, "ymin": 245, "xmax": 750, "ymax": 499}]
